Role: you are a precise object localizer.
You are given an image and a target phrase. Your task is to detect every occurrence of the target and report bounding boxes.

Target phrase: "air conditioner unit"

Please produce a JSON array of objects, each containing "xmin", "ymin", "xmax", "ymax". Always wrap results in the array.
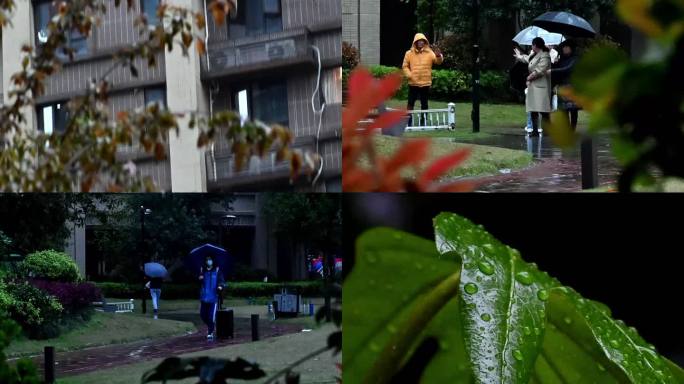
[{"xmin": 266, "ymin": 39, "xmax": 296, "ymax": 60}]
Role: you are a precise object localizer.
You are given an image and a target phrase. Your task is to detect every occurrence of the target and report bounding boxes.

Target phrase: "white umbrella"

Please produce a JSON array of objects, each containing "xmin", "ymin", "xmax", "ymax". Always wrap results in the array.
[{"xmin": 513, "ymin": 26, "xmax": 565, "ymax": 46}]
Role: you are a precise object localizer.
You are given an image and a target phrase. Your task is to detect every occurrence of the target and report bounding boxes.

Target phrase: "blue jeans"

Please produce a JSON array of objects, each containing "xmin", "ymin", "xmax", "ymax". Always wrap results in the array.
[
  {"xmin": 200, "ymin": 301, "xmax": 218, "ymax": 334},
  {"xmin": 526, "ymin": 113, "xmax": 533, "ymax": 129},
  {"xmin": 150, "ymin": 289, "xmax": 161, "ymax": 311}
]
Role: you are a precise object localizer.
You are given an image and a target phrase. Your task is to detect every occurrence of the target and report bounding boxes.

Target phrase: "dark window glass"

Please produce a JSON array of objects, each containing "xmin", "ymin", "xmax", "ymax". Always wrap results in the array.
[
  {"xmin": 37, "ymin": 102, "xmax": 69, "ymax": 134},
  {"xmin": 34, "ymin": 1, "xmax": 88, "ymax": 57},
  {"xmin": 252, "ymin": 80, "xmax": 288, "ymax": 126},
  {"xmin": 144, "ymin": 87, "xmax": 167, "ymax": 108},
  {"xmin": 142, "ymin": 0, "xmax": 160, "ymax": 26},
  {"xmin": 228, "ymin": 0, "xmax": 282, "ymax": 38},
  {"xmin": 231, "ymin": 80, "xmax": 289, "ymax": 127}
]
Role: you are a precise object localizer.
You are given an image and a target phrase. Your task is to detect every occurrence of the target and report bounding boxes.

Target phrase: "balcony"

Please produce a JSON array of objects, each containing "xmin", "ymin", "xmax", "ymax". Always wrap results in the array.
[
  {"xmin": 201, "ymin": 28, "xmax": 315, "ymax": 81},
  {"xmin": 205, "ymin": 136, "xmax": 316, "ymax": 191}
]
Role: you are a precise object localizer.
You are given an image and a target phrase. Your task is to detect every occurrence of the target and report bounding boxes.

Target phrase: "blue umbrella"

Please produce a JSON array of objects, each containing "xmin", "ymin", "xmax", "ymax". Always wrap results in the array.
[
  {"xmin": 185, "ymin": 244, "xmax": 232, "ymax": 276},
  {"xmin": 144, "ymin": 262, "xmax": 167, "ymax": 278},
  {"xmin": 513, "ymin": 26, "xmax": 565, "ymax": 46},
  {"xmin": 532, "ymin": 12, "xmax": 596, "ymax": 38}
]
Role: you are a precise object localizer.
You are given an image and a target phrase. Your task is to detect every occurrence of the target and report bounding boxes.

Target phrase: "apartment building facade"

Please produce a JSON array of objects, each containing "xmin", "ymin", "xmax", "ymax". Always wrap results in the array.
[
  {"xmin": 1, "ymin": 0, "xmax": 342, "ymax": 192},
  {"xmin": 65, "ymin": 193, "xmax": 315, "ymax": 281}
]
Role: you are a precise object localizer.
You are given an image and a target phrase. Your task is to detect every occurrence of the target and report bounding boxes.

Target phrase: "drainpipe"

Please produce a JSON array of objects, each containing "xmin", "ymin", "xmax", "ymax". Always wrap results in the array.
[{"xmin": 203, "ymin": 0, "xmax": 210, "ymax": 71}]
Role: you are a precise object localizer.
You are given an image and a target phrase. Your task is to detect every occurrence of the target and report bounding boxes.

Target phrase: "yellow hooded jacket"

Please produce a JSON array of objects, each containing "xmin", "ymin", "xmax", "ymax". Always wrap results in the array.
[{"xmin": 402, "ymin": 33, "xmax": 443, "ymax": 87}]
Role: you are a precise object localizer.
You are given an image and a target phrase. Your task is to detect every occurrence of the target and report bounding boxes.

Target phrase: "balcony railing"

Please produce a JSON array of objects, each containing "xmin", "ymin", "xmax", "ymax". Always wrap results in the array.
[
  {"xmin": 201, "ymin": 28, "xmax": 315, "ymax": 80},
  {"xmin": 205, "ymin": 136, "xmax": 316, "ymax": 191}
]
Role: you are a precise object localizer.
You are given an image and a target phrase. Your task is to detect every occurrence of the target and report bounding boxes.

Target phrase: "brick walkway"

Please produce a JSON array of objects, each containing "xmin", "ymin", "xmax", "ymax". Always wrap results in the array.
[{"xmin": 31, "ymin": 317, "xmax": 302, "ymax": 377}]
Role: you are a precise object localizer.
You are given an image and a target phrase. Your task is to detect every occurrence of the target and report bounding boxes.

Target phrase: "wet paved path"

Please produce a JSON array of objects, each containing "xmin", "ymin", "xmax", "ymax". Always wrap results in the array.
[
  {"xmin": 460, "ymin": 133, "xmax": 619, "ymax": 192},
  {"xmin": 29, "ymin": 316, "xmax": 302, "ymax": 377}
]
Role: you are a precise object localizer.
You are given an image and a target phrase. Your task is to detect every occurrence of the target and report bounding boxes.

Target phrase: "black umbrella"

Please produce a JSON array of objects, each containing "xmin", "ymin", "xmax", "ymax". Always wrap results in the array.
[{"xmin": 532, "ymin": 12, "xmax": 596, "ymax": 38}]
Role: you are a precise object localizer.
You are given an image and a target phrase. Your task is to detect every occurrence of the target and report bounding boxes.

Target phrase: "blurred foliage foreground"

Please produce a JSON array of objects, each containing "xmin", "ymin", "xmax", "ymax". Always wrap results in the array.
[
  {"xmin": 551, "ymin": 0, "xmax": 684, "ymax": 191},
  {"xmin": 344, "ymin": 213, "xmax": 684, "ymax": 383}
]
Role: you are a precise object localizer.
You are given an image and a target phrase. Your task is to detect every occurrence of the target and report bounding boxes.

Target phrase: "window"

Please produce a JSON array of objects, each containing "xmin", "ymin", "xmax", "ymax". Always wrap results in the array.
[
  {"xmin": 232, "ymin": 80, "xmax": 288, "ymax": 126},
  {"xmin": 144, "ymin": 87, "xmax": 167, "ymax": 108},
  {"xmin": 37, "ymin": 102, "xmax": 69, "ymax": 134},
  {"xmin": 142, "ymin": 0, "xmax": 160, "ymax": 26},
  {"xmin": 228, "ymin": 0, "xmax": 283, "ymax": 38},
  {"xmin": 323, "ymin": 68, "xmax": 343, "ymax": 105},
  {"xmin": 34, "ymin": 1, "xmax": 88, "ymax": 57}
]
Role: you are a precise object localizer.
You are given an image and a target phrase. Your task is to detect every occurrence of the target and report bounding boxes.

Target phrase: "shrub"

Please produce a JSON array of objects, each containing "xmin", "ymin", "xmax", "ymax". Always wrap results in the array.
[
  {"xmin": 21, "ymin": 250, "xmax": 80, "ymax": 282},
  {"xmin": 0, "ymin": 281, "xmax": 14, "ymax": 315},
  {"xmin": 0, "ymin": 318, "xmax": 40, "ymax": 384},
  {"xmin": 95, "ymin": 280, "xmax": 325, "ymax": 300},
  {"xmin": 342, "ymin": 41, "xmax": 360, "ymax": 70},
  {"xmin": 366, "ymin": 65, "xmax": 516, "ymax": 103},
  {"xmin": 4, "ymin": 282, "xmax": 63, "ymax": 339},
  {"xmin": 29, "ymin": 280, "xmax": 102, "ymax": 314}
]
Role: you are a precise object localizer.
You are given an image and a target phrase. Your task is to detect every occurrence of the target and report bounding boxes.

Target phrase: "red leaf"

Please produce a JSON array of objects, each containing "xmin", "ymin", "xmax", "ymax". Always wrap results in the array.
[
  {"xmin": 418, "ymin": 148, "xmax": 471, "ymax": 188},
  {"xmin": 364, "ymin": 110, "xmax": 407, "ymax": 135},
  {"xmin": 348, "ymin": 68, "xmax": 374, "ymax": 100},
  {"xmin": 384, "ymin": 139, "xmax": 430, "ymax": 173}
]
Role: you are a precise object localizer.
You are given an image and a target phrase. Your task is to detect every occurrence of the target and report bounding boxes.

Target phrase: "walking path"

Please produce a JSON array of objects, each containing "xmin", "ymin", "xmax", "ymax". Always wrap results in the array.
[
  {"xmin": 29, "ymin": 317, "xmax": 302, "ymax": 377},
  {"xmin": 460, "ymin": 133, "xmax": 619, "ymax": 192}
]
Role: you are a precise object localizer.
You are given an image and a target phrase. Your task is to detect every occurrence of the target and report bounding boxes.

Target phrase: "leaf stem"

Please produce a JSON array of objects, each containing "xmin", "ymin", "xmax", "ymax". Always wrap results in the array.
[{"xmin": 362, "ymin": 269, "xmax": 461, "ymax": 384}]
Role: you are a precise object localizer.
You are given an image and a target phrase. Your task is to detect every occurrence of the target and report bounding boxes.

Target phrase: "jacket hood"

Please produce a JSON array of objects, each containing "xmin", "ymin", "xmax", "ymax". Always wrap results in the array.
[{"xmin": 412, "ymin": 33, "xmax": 430, "ymax": 50}]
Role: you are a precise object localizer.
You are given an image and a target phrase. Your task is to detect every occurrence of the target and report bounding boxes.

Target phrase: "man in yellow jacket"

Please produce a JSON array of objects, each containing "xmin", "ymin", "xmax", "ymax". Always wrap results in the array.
[{"xmin": 402, "ymin": 33, "xmax": 443, "ymax": 124}]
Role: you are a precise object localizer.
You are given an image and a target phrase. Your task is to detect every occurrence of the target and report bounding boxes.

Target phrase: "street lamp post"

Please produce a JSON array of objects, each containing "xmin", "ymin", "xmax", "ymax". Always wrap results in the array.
[
  {"xmin": 472, "ymin": 0, "xmax": 480, "ymax": 133},
  {"xmin": 140, "ymin": 206, "xmax": 152, "ymax": 314},
  {"xmin": 218, "ymin": 214, "xmax": 236, "ymax": 310}
]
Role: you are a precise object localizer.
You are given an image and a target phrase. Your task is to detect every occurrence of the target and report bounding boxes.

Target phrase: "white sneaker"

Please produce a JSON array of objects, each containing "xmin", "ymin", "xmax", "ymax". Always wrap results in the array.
[
  {"xmin": 207, "ymin": 333, "xmax": 214, "ymax": 340},
  {"xmin": 153, "ymin": 315, "xmax": 158, "ymax": 320},
  {"xmin": 525, "ymin": 126, "xmax": 533, "ymax": 133}
]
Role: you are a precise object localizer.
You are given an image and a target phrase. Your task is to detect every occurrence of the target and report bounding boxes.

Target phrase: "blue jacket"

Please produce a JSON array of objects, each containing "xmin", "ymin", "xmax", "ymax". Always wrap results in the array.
[{"xmin": 200, "ymin": 268, "xmax": 226, "ymax": 303}]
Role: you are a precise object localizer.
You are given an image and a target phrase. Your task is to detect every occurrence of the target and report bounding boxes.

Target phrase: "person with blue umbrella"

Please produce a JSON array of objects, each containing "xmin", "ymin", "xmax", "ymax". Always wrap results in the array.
[
  {"xmin": 144, "ymin": 262, "xmax": 167, "ymax": 320},
  {"xmin": 187, "ymin": 244, "xmax": 230, "ymax": 340},
  {"xmin": 198, "ymin": 255, "xmax": 226, "ymax": 340}
]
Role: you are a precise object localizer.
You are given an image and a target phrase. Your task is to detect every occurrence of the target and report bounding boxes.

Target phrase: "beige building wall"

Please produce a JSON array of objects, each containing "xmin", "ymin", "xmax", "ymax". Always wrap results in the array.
[
  {"xmin": 165, "ymin": 0, "xmax": 209, "ymax": 193},
  {"xmin": 64, "ymin": 221, "xmax": 87, "ymax": 278},
  {"xmin": 1, "ymin": 0, "xmax": 36, "ymax": 128},
  {"xmin": 342, "ymin": 0, "xmax": 380, "ymax": 65}
]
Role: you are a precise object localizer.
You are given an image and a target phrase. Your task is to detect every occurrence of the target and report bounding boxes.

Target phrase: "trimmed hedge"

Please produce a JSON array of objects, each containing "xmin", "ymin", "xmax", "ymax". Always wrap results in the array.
[
  {"xmin": 21, "ymin": 250, "xmax": 80, "ymax": 282},
  {"xmin": 96, "ymin": 280, "xmax": 325, "ymax": 300},
  {"xmin": 342, "ymin": 66, "xmax": 516, "ymax": 103}
]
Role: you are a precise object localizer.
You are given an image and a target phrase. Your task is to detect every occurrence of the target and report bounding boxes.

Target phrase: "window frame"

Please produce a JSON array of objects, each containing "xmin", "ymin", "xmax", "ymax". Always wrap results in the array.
[
  {"xmin": 37, "ymin": 101, "xmax": 69, "ymax": 134},
  {"xmin": 227, "ymin": 0, "xmax": 283, "ymax": 39},
  {"xmin": 231, "ymin": 79, "xmax": 289, "ymax": 127},
  {"xmin": 144, "ymin": 86, "xmax": 167, "ymax": 109},
  {"xmin": 33, "ymin": 0, "xmax": 90, "ymax": 58},
  {"xmin": 141, "ymin": 0, "xmax": 161, "ymax": 26}
]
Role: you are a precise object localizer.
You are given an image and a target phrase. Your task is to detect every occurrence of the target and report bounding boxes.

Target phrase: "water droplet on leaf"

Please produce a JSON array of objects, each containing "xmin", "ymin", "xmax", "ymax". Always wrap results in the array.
[
  {"xmin": 464, "ymin": 283, "xmax": 479, "ymax": 294},
  {"xmin": 515, "ymin": 271, "xmax": 533, "ymax": 285},
  {"xmin": 481, "ymin": 313, "xmax": 491, "ymax": 322},
  {"xmin": 537, "ymin": 289, "xmax": 549, "ymax": 301},
  {"xmin": 478, "ymin": 261, "xmax": 495, "ymax": 275},
  {"xmin": 513, "ymin": 349, "xmax": 523, "ymax": 361}
]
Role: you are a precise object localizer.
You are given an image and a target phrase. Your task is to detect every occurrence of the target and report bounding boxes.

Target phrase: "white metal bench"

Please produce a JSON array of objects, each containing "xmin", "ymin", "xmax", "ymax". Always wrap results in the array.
[
  {"xmin": 391, "ymin": 103, "xmax": 456, "ymax": 132},
  {"xmin": 93, "ymin": 299, "xmax": 135, "ymax": 313}
]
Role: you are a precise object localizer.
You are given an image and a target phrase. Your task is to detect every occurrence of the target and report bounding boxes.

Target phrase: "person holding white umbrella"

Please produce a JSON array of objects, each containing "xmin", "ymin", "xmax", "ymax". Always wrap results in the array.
[
  {"xmin": 513, "ymin": 27, "xmax": 563, "ymax": 134},
  {"xmin": 522, "ymin": 37, "xmax": 553, "ymax": 136}
]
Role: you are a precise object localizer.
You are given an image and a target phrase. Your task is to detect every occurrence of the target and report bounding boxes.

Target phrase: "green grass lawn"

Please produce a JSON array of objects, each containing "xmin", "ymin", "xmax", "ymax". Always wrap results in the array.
[
  {"xmin": 58, "ymin": 323, "xmax": 340, "ymax": 384},
  {"xmin": 372, "ymin": 135, "xmax": 533, "ymax": 179},
  {"xmin": 6, "ymin": 311, "xmax": 195, "ymax": 358},
  {"xmin": 386, "ymin": 99, "xmax": 590, "ymax": 138}
]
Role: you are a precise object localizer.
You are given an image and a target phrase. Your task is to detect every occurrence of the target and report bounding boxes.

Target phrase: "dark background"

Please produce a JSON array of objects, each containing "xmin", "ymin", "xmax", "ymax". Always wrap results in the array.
[{"xmin": 343, "ymin": 194, "xmax": 684, "ymax": 366}]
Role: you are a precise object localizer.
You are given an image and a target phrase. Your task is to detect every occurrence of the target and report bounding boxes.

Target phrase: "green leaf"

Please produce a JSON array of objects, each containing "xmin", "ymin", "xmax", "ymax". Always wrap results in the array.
[
  {"xmin": 343, "ymin": 228, "xmax": 468, "ymax": 384},
  {"xmin": 433, "ymin": 213, "xmax": 560, "ymax": 384},
  {"xmin": 571, "ymin": 47, "xmax": 628, "ymax": 101},
  {"xmin": 544, "ymin": 288, "xmax": 678, "ymax": 384}
]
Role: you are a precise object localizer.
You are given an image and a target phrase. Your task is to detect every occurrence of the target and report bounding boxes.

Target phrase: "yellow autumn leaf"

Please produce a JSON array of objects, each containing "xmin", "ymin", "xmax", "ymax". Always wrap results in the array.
[{"xmin": 617, "ymin": 0, "xmax": 664, "ymax": 37}]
